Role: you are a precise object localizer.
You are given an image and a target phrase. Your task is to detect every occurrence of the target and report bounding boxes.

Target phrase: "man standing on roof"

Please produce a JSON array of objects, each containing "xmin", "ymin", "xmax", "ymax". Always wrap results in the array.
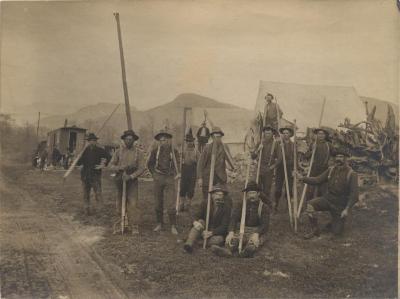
[
  {"xmin": 298, "ymin": 149, "xmax": 359, "ymax": 239},
  {"xmin": 197, "ymin": 127, "xmax": 235, "ymax": 201},
  {"xmin": 179, "ymin": 128, "xmax": 200, "ymax": 212},
  {"xmin": 109, "ymin": 130, "xmax": 145, "ymax": 235},
  {"xmin": 304, "ymin": 128, "xmax": 335, "ymax": 200},
  {"xmin": 77, "ymin": 133, "xmax": 110, "ymax": 216},
  {"xmin": 147, "ymin": 128, "xmax": 181, "ymax": 235},
  {"xmin": 263, "ymin": 93, "xmax": 283, "ymax": 133},
  {"xmin": 274, "ymin": 127, "xmax": 295, "ymax": 212},
  {"xmin": 196, "ymin": 121, "xmax": 210, "ymax": 153}
]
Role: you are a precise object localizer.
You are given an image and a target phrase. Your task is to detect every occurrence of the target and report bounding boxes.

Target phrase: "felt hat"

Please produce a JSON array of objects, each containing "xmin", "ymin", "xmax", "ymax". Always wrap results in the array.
[{"xmin": 120, "ymin": 129, "xmax": 139, "ymax": 141}]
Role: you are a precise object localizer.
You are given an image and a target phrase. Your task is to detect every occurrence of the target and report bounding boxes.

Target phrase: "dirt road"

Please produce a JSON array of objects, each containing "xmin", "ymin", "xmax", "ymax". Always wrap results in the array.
[
  {"xmin": 0, "ymin": 169, "xmax": 129, "ymax": 299},
  {"xmin": 1, "ymin": 161, "xmax": 398, "ymax": 298}
]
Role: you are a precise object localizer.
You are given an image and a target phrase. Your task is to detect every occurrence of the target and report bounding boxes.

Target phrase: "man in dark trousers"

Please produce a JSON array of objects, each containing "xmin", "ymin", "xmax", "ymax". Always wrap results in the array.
[
  {"xmin": 179, "ymin": 128, "xmax": 200, "ymax": 212},
  {"xmin": 77, "ymin": 133, "xmax": 110, "ymax": 216},
  {"xmin": 274, "ymin": 127, "xmax": 295, "ymax": 211},
  {"xmin": 304, "ymin": 128, "xmax": 334, "ymax": 200},
  {"xmin": 183, "ymin": 184, "xmax": 232, "ymax": 254},
  {"xmin": 109, "ymin": 129, "xmax": 145, "ymax": 235},
  {"xmin": 263, "ymin": 93, "xmax": 283, "ymax": 133},
  {"xmin": 197, "ymin": 126, "xmax": 234, "ymax": 201},
  {"xmin": 251, "ymin": 126, "xmax": 279, "ymax": 201},
  {"xmin": 196, "ymin": 121, "xmax": 210, "ymax": 153},
  {"xmin": 298, "ymin": 149, "xmax": 359, "ymax": 239},
  {"xmin": 147, "ymin": 129, "xmax": 181, "ymax": 235},
  {"xmin": 211, "ymin": 181, "xmax": 271, "ymax": 258}
]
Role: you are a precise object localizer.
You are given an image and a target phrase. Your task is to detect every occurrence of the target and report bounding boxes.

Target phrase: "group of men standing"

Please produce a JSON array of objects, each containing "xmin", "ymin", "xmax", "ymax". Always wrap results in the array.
[{"xmin": 75, "ymin": 92, "xmax": 359, "ymax": 258}]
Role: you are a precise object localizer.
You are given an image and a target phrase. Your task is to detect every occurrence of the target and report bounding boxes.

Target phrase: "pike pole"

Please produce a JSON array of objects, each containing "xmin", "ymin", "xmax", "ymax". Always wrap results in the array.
[
  {"xmin": 276, "ymin": 97, "xmax": 293, "ymax": 228},
  {"xmin": 297, "ymin": 98, "xmax": 326, "ymax": 218},
  {"xmin": 238, "ymin": 154, "xmax": 251, "ymax": 253},
  {"xmin": 293, "ymin": 119, "xmax": 298, "ymax": 232},
  {"xmin": 203, "ymin": 142, "xmax": 217, "ymax": 249},
  {"xmin": 175, "ymin": 107, "xmax": 190, "ymax": 215}
]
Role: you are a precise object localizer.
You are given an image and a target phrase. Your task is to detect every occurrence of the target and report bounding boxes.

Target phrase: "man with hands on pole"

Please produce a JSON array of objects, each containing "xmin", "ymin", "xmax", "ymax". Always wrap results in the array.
[
  {"xmin": 147, "ymin": 128, "xmax": 181, "ymax": 235},
  {"xmin": 211, "ymin": 181, "xmax": 271, "ymax": 258},
  {"xmin": 296, "ymin": 148, "xmax": 359, "ymax": 239},
  {"xmin": 183, "ymin": 184, "xmax": 232, "ymax": 253},
  {"xmin": 197, "ymin": 127, "xmax": 234, "ymax": 201},
  {"xmin": 109, "ymin": 129, "xmax": 145, "ymax": 235}
]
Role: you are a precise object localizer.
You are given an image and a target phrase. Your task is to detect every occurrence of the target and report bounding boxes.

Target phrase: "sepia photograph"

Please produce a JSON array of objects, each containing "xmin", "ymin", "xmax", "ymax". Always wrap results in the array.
[{"xmin": 0, "ymin": 0, "xmax": 398, "ymax": 298}]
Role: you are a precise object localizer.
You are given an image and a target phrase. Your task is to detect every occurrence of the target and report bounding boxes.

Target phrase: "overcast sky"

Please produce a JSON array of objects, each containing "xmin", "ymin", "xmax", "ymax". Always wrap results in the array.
[{"xmin": 1, "ymin": 0, "xmax": 398, "ymax": 114}]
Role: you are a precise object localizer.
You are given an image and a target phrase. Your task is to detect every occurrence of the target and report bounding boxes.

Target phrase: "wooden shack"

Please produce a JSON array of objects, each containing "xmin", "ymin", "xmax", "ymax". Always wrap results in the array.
[{"xmin": 47, "ymin": 126, "xmax": 87, "ymax": 164}]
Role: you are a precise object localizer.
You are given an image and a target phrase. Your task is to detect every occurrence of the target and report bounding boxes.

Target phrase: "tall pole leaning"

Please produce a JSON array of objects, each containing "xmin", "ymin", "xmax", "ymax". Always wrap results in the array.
[
  {"xmin": 296, "ymin": 97, "xmax": 326, "ymax": 218},
  {"xmin": 114, "ymin": 12, "xmax": 133, "ymax": 130}
]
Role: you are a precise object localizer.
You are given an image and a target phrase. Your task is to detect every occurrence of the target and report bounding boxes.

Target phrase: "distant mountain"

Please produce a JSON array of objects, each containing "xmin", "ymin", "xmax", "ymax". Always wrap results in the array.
[{"xmin": 38, "ymin": 93, "xmax": 251, "ymax": 146}]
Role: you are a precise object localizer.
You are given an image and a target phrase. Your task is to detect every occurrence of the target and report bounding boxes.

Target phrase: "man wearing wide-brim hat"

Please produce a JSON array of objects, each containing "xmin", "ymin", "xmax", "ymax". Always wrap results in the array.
[
  {"xmin": 196, "ymin": 121, "xmax": 210, "ymax": 153},
  {"xmin": 147, "ymin": 128, "xmax": 181, "ymax": 235},
  {"xmin": 197, "ymin": 126, "xmax": 235, "ymax": 200},
  {"xmin": 274, "ymin": 127, "xmax": 295, "ymax": 212},
  {"xmin": 303, "ymin": 127, "xmax": 335, "ymax": 201},
  {"xmin": 77, "ymin": 133, "xmax": 111, "ymax": 216},
  {"xmin": 297, "ymin": 148, "xmax": 358, "ymax": 239},
  {"xmin": 183, "ymin": 183, "xmax": 232, "ymax": 254},
  {"xmin": 251, "ymin": 126, "xmax": 280, "ymax": 201},
  {"xmin": 179, "ymin": 128, "xmax": 200, "ymax": 212},
  {"xmin": 211, "ymin": 181, "xmax": 271, "ymax": 258},
  {"xmin": 109, "ymin": 129, "xmax": 145, "ymax": 235}
]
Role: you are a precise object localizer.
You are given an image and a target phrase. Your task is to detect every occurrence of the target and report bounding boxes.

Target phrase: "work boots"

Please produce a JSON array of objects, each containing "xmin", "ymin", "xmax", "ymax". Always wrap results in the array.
[
  {"xmin": 183, "ymin": 227, "xmax": 201, "ymax": 253},
  {"xmin": 303, "ymin": 217, "xmax": 320, "ymax": 240},
  {"xmin": 211, "ymin": 245, "xmax": 233, "ymax": 258},
  {"xmin": 239, "ymin": 245, "xmax": 256, "ymax": 258}
]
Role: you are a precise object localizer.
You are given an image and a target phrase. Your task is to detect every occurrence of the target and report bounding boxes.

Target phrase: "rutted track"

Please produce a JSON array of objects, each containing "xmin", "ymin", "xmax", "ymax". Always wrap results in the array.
[{"xmin": 0, "ymin": 170, "xmax": 129, "ymax": 299}]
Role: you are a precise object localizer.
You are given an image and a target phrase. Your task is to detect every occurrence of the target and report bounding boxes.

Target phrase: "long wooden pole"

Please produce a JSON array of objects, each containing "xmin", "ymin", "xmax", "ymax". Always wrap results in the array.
[
  {"xmin": 121, "ymin": 175, "xmax": 127, "ymax": 234},
  {"xmin": 293, "ymin": 119, "xmax": 298, "ymax": 232},
  {"xmin": 275, "ymin": 98, "xmax": 293, "ymax": 228},
  {"xmin": 114, "ymin": 12, "xmax": 133, "ymax": 130},
  {"xmin": 238, "ymin": 155, "xmax": 251, "ymax": 253},
  {"xmin": 203, "ymin": 142, "xmax": 217, "ymax": 249},
  {"xmin": 297, "ymin": 98, "xmax": 326, "ymax": 218},
  {"xmin": 175, "ymin": 107, "xmax": 189, "ymax": 215}
]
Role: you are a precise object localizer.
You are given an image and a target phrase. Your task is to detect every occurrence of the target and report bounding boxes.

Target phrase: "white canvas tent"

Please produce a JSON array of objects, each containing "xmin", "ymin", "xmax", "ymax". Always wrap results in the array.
[
  {"xmin": 190, "ymin": 107, "xmax": 253, "ymax": 156},
  {"xmin": 254, "ymin": 81, "xmax": 367, "ymax": 133}
]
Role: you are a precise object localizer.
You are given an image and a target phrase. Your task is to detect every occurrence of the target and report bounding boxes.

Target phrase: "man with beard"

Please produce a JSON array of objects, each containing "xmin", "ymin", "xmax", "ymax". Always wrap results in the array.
[
  {"xmin": 197, "ymin": 127, "xmax": 234, "ymax": 201},
  {"xmin": 109, "ymin": 129, "xmax": 145, "ymax": 235},
  {"xmin": 210, "ymin": 181, "xmax": 271, "ymax": 258},
  {"xmin": 274, "ymin": 127, "xmax": 295, "ymax": 212},
  {"xmin": 304, "ymin": 128, "xmax": 334, "ymax": 200},
  {"xmin": 179, "ymin": 128, "xmax": 200, "ymax": 212},
  {"xmin": 263, "ymin": 93, "xmax": 283, "ymax": 133},
  {"xmin": 147, "ymin": 129, "xmax": 181, "ymax": 235},
  {"xmin": 298, "ymin": 149, "xmax": 359, "ymax": 239},
  {"xmin": 251, "ymin": 126, "xmax": 279, "ymax": 201},
  {"xmin": 77, "ymin": 133, "xmax": 110, "ymax": 216},
  {"xmin": 183, "ymin": 184, "xmax": 232, "ymax": 254}
]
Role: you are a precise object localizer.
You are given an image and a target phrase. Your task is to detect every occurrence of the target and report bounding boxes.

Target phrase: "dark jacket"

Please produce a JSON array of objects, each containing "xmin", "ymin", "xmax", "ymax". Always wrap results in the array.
[
  {"xmin": 303, "ymin": 165, "xmax": 359, "ymax": 209},
  {"xmin": 276, "ymin": 140, "xmax": 295, "ymax": 168},
  {"xmin": 305, "ymin": 141, "xmax": 334, "ymax": 175},
  {"xmin": 197, "ymin": 142, "xmax": 232, "ymax": 185},
  {"xmin": 229, "ymin": 193, "xmax": 270, "ymax": 235},
  {"xmin": 77, "ymin": 145, "xmax": 110, "ymax": 180},
  {"xmin": 195, "ymin": 195, "xmax": 233, "ymax": 236},
  {"xmin": 147, "ymin": 144, "xmax": 180, "ymax": 176},
  {"xmin": 255, "ymin": 138, "xmax": 279, "ymax": 175}
]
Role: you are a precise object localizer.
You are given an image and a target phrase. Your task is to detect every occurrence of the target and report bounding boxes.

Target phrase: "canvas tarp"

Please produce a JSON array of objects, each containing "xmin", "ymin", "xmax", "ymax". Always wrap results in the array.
[
  {"xmin": 190, "ymin": 107, "xmax": 253, "ymax": 144},
  {"xmin": 254, "ymin": 81, "xmax": 367, "ymax": 133}
]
